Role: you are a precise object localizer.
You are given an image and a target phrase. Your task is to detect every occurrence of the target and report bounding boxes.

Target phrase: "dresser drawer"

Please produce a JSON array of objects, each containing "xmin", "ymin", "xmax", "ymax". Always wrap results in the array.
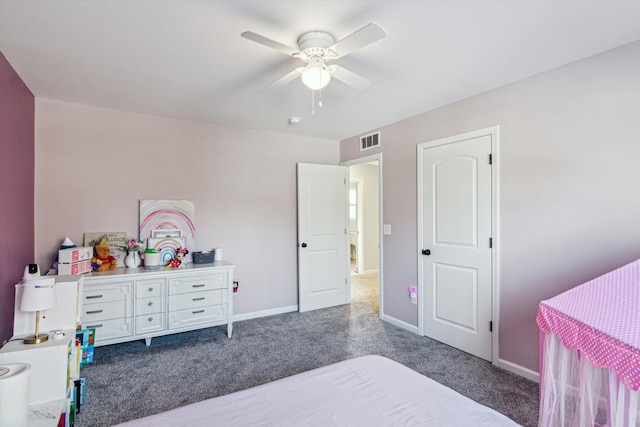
[
  {"xmin": 136, "ymin": 296, "xmax": 165, "ymax": 316},
  {"xmin": 84, "ymin": 317, "xmax": 133, "ymax": 342},
  {"xmin": 168, "ymin": 273, "xmax": 227, "ymax": 295},
  {"xmin": 84, "ymin": 281, "xmax": 133, "ymax": 304},
  {"xmin": 168, "ymin": 304, "xmax": 227, "ymax": 329},
  {"xmin": 169, "ymin": 289, "xmax": 225, "ymax": 312},
  {"xmin": 136, "ymin": 278, "xmax": 166, "ymax": 299},
  {"xmin": 82, "ymin": 299, "xmax": 132, "ymax": 322},
  {"xmin": 136, "ymin": 312, "xmax": 166, "ymax": 335}
]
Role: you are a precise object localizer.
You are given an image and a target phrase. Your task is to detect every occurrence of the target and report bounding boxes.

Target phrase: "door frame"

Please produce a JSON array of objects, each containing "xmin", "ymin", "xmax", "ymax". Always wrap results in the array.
[
  {"xmin": 341, "ymin": 153, "xmax": 383, "ymax": 319},
  {"xmin": 417, "ymin": 126, "xmax": 500, "ymax": 365}
]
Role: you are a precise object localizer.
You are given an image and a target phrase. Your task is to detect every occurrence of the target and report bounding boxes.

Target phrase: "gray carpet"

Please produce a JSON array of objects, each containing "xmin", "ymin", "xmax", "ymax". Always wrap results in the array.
[{"xmin": 77, "ymin": 272, "xmax": 539, "ymax": 426}]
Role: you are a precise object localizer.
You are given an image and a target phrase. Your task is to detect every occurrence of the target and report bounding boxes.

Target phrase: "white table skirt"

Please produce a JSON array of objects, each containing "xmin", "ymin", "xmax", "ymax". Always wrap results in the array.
[{"xmin": 539, "ymin": 333, "xmax": 639, "ymax": 427}]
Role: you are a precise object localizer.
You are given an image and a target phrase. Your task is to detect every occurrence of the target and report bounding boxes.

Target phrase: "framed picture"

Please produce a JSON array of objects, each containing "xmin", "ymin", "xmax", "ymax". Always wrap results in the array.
[{"xmin": 83, "ymin": 232, "xmax": 127, "ymax": 267}]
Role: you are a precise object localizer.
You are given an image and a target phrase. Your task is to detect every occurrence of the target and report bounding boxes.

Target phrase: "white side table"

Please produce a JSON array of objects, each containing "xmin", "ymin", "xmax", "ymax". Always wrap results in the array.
[{"xmin": 0, "ymin": 331, "xmax": 73, "ymax": 405}]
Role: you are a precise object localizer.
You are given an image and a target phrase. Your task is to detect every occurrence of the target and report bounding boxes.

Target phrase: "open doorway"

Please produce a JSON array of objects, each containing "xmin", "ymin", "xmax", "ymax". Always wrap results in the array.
[{"xmin": 342, "ymin": 155, "xmax": 381, "ymax": 317}]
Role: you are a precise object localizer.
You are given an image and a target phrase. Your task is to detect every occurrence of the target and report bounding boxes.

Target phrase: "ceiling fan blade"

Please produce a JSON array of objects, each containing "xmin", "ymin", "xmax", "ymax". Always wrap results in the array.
[
  {"xmin": 267, "ymin": 67, "xmax": 304, "ymax": 89},
  {"xmin": 329, "ymin": 23, "xmax": 386, "ymax": 58},
  {"xmin": 241, "ymin": 31, "xmax": 299, "ymax": 56},
  {"xmin": 330, "ymin": 66, "xmax": 372, "ymax": 90}
]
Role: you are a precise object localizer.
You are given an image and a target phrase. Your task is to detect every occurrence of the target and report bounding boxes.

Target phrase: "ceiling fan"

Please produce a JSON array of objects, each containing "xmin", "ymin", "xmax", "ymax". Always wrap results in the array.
[{"xmin": 241, "ymin": 23, "xmax": 386, "ymax": 92}]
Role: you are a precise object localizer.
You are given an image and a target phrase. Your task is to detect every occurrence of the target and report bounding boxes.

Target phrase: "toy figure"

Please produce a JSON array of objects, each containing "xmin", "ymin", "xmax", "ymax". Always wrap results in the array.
[
  {"xmin": 176, "ymin": 247, "xmax": 189, "ymax": 268},
  {"xmin": 168, "ymin": 247, "xmax": 189, "ymax": 269},
  {"xmin": 91, "ymin": 236, "xmax": 118, "ymax": 272}
]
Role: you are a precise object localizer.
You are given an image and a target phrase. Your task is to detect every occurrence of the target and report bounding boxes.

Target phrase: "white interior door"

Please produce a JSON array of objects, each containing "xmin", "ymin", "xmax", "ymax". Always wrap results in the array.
[
  {"xmin": 298, "ymin": 163, "xmax": 349, "ymax": 312},
  {"xmin": 418, "ymin": 133, "xmax": 493, "ymax": 361}
]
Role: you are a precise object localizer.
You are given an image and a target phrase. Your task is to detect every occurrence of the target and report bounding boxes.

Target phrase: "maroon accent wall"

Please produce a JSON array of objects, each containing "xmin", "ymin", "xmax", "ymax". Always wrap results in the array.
[{"xmin": 0, "ymin": 51, "xmax": 35, "ymax": 344}]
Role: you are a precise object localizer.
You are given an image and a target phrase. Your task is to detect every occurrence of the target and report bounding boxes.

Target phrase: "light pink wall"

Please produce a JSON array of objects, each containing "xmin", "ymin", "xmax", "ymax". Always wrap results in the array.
[
  {"xmin": 341, "ymin": 41, "xmax": 640, "ymax": 372},
  {"xmin": 0, "ymin": 51, "xmax": 35, "ymax": 344},
  {"xmin": 35, "ymin": 100, "xmax": 339, "ymax": 315}
]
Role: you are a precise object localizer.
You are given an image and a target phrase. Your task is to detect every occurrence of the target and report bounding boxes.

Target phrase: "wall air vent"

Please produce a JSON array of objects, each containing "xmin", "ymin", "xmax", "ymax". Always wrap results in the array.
[{"xmin": 360, "ymin": 131, "xmax": 380, "ymax": 151}]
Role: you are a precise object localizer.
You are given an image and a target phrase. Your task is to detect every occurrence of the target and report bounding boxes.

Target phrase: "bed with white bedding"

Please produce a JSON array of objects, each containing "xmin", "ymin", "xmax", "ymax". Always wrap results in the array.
[{"xmin": 116, "ymin": 355, "xmax": 519, "ymax": 426}]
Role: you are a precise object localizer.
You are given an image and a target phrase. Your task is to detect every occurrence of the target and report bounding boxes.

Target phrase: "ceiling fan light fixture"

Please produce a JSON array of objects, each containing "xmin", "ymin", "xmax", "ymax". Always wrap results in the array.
[{"xmin": 301, "ymin": 60, "xmax": 330, "ymax": 90}]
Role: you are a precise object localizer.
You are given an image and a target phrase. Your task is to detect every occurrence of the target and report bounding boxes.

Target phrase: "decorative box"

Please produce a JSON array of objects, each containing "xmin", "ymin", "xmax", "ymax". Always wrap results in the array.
[
  {"xmin": 58, "ymin": 246, "xmax": 93, "ymax": 263},
  {"xmin": 192, "ymin": 251, "xmax": 215, "ymax": 264},
  {"xmin": 58, "ymin": 247, "xmax": 93, "ymax": 275},
  {"xmin": 58, "ymin": 260, "xmax": 92, "ymax": 275}
]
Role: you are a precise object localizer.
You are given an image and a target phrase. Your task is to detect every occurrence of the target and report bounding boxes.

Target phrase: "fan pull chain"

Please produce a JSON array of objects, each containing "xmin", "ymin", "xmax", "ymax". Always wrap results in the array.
[
  {"xmin": 311, "ymin": 89, "xmax": 324, "ymax": 116},
  {"xmin": 318, "ymin": 64, "xmax": 324, "ymax": 107}
]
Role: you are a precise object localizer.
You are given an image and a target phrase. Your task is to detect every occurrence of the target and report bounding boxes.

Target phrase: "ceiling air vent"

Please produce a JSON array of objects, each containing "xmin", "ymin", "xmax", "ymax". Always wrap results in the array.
[{"xmin": 360, "ymin": 131, "xmax": 380, "ymax": 151}]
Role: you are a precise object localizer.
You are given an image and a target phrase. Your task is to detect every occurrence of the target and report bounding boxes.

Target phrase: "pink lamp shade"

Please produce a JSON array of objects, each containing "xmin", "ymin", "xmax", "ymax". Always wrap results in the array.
[{"xmin": 20, "ymin": 277, "xmax": 56, "ymax": 312}]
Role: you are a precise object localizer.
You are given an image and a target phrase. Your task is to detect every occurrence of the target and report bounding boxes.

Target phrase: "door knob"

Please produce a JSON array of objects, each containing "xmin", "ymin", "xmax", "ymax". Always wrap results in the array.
[
  {"xmin": 422, "ymin": 249, "xmax": 431, "ymax": 255},
  {"xmin": 301, "ymin": 243, "xmax": 307, "ymax": 248}
]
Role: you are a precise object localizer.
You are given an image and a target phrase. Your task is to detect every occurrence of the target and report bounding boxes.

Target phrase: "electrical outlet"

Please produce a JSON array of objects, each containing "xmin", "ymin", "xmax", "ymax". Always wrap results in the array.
[{"xmin": 383, "ymin": 224, "xmax": 391, "ymax": 235}]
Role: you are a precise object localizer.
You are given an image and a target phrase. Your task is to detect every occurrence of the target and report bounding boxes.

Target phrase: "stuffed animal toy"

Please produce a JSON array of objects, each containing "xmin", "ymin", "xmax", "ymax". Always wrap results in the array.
[
  {"xmin": 168, "ymin": 247, "xmax": 189, "ymax": 269},
  {"xmin": 91, "ymin": 236, "xmax": 118, "ymax": 272},
  {"xmin": 168, "ymin": 257, "xmax": 181, "ymax": 269},
  {"xmin": 176, "ymin": 247, "xmax": 189, "ymax": 268}
]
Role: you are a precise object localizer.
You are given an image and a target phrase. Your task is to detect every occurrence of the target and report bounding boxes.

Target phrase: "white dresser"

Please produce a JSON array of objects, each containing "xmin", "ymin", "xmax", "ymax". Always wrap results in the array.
[{"xmin": 80, "ymin": 262, "xmax": 234, "ymax": 346}]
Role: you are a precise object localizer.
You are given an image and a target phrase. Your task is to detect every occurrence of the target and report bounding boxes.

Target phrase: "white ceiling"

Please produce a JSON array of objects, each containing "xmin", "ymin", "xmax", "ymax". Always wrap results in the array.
[{"xmin": 1, "ymin": 1, "xmax": 640, "ymax": 141}]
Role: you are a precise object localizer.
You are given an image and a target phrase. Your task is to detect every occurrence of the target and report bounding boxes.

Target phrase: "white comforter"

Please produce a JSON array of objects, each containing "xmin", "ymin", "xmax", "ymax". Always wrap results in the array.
[{"xmin": 116, "ymin": 355, "xmax": 520, "ymax": 426}]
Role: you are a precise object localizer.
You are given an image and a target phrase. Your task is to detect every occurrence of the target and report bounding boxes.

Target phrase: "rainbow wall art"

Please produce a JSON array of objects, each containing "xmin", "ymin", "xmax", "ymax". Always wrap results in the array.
[{"xmin": 139, "ymin": 200, "xmax": 195, "ymax": 263}]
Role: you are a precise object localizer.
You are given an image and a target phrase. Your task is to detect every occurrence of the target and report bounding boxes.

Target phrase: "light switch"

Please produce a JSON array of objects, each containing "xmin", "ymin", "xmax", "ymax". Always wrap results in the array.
[{"xmin": 383, "ymin": 224, "xmax": 391, "ymax": 235}]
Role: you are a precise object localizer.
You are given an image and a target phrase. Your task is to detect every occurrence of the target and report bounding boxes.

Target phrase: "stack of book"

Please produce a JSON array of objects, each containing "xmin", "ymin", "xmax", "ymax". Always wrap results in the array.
[{"xmin": 60, "ymin": 328, "xmax": 95, "ymax": 427}]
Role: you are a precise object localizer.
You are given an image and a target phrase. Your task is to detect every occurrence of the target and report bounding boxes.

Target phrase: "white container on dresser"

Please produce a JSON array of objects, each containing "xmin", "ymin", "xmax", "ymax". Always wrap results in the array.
[{"xmin": 80, "ymin": 261, "xmax": 234, "ymax": 347}]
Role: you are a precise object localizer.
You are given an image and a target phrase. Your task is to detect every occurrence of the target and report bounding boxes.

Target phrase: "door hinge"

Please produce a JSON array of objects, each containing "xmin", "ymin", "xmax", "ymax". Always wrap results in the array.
[
  {"xmin": 489, "ymin": 154, "xmax": 493, "ymax": 164},
  {"xmin": 489, "ymin": 321, "xmax": 493, "ymax": 332},
  {"xmin": 489, "ymin": 238, "xmax": 493, "ymax": 248}
]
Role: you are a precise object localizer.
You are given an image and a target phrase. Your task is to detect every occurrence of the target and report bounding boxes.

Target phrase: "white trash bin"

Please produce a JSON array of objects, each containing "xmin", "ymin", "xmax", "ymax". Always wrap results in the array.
[{"xmin": 0, "ymin": 363, "xmax": 31, "ymax": 427}]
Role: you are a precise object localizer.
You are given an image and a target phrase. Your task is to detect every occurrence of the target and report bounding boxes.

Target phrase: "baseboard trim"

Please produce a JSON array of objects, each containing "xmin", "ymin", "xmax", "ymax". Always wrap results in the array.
[
  {"xmin": 233, "ymin": 305, "xmax": 298, "ymax": 322},
  {"xmin": 381, "ymin": 314, "xmax": 419, "ymax": 334},
  {"xmin": 496, "ymin": 358, "xmax": 539, "ymax": 383}
]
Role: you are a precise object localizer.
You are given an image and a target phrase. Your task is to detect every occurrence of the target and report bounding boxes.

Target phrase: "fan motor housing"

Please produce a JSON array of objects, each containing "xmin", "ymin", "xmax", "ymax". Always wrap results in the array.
[{"xmin": 298, "ymin": 31, "xmax": 335, "ymax": 57}]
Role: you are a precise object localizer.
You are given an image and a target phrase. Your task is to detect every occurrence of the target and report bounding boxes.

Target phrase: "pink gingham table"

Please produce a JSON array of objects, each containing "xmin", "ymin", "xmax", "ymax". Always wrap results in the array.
[{"xmin": 536, "ymin": 259, "xmax": 640, "ymax": 391}]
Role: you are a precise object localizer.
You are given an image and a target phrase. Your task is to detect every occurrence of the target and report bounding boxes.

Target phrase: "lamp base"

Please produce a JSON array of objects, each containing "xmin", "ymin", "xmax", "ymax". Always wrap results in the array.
[{"xmin": 23, "ymin": 333, "xmax": 49, "ymax": 344}]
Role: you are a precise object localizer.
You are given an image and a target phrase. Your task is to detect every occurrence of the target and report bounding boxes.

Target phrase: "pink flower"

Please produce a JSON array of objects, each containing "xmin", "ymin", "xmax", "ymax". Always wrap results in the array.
[{"xmin": 124, "ymin": 239, "xmax": 142, "ymax": 252}]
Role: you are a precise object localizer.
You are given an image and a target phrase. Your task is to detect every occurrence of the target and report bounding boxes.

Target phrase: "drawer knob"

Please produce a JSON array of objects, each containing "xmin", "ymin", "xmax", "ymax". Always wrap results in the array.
[
  {"xmin": 86, "ymin": 309, "xmax": 103, "ymax": 314},
  {"xmin": 148, "ymin": 317, "xmax": 153, "ymax": 322},
  {"xmin": 193, "ymin": 284, "xmax": 205, "ymax": 288},
  {"xmin": 86, "ymin": 294, "xmax": 103, "ymax": 299},
  {"xmin": 148, "ymin": 287, "xmax": 153, "ymax": 292},
  {"xmin": 192, "ymin": 309, "xmax": 205, "ymax": 314},
  {"xmin": 148, "ymin": 301, "xmax": 153, "ymax": 306},
  {"xmin": 193, "ymin": 297, "xmax": 205, "ymax": 301}
]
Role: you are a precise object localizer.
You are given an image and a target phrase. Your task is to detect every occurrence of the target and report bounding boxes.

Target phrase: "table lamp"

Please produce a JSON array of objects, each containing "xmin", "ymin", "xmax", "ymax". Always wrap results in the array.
[{"xmin": 19, "ymin": 276, "xmax": 56, "ymax": 344}]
